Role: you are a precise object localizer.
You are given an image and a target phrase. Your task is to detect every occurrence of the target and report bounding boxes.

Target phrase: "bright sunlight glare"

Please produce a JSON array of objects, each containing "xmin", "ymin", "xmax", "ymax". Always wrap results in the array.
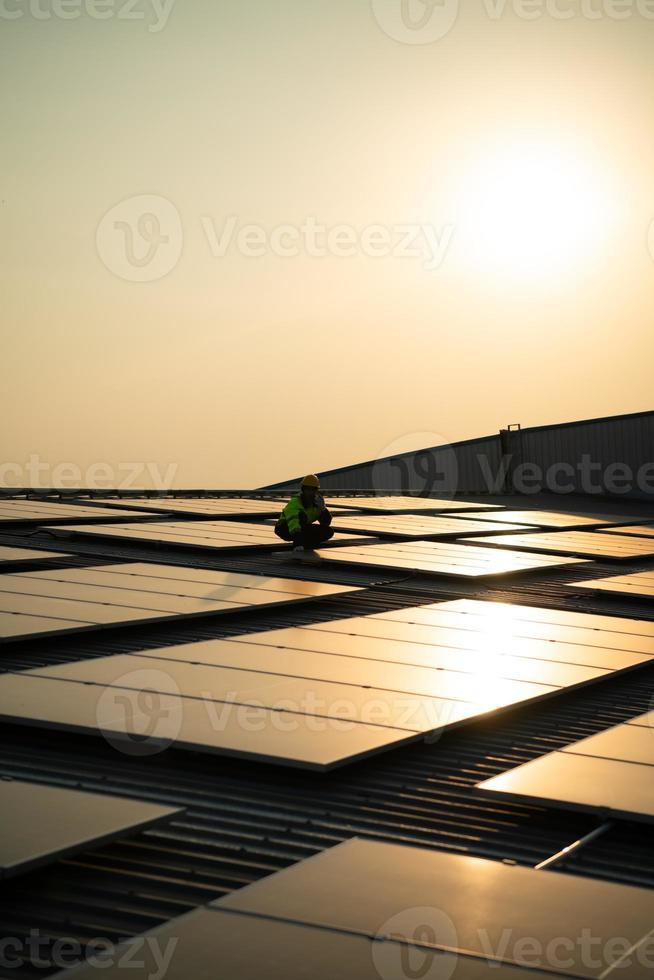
[{"xmin": 456, "ymin": 139, "xmax": 620, "ymax": 282}]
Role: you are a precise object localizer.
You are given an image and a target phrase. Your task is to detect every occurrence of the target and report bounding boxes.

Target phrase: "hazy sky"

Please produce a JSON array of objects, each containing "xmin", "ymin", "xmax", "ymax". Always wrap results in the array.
[{"xmin": 2, "ymin": 0, "xmax": 653, "ymax": 489}]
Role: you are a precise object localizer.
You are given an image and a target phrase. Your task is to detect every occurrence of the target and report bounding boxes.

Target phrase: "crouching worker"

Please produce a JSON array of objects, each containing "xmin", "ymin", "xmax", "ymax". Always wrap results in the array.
[{"xmin": 275, "ymin": 474, "xmax": 334, "ymax": 552}]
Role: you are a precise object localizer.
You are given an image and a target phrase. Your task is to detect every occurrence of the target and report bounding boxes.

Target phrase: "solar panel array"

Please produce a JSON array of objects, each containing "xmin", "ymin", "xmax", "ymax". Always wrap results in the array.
[
  {"xmin": 478, "ymin": 712, "xmax": 654, "ymax": 823},
  {"xmin": 63, "ymin": 838, "xmax": 654, "ymax": 979},
  {"xmin": 374, "ymin": 597, "xmax": 654, "ymax": 654},
  {"xmin": 464, "ymin": 529, "xmax": 654, "ymax": 559},
  {"xmin": 46, "ymin": 520, "xmax": 366, "ymax": 552},
  {"xmin": 0, "ymin": 672, "xmax": 413, "ymax": 769},
  {"xmin": 323, "ymin": 495, "xmax": 502, "ymax": 513},
  {"xmin": 80, "ymin": 497, "xmax": 284, "ymax": 518},
  {"xmin": 248, "ymin": 597, "xmax": 654, "ymax": 670},
  {"xmin": 331, "ymin": 513, "xmax": 531, "ymax": 538},
  {"xmin": 1, "ymin": 780, "xmax": 181, "ymax": 879},
  {"xmin": 453, "ymin": 508, "xmax": 638, "ymax": 529},
  {"xmin": 215, "ymin": 838, "xmax": 654, "ymax": 979},
  {"xmin": 0, "ymin": 500, "xmax": 150, "ymax": 523},
  {"xmin": 603, "ymin": 523, "xmax": 654, "ymax": 538},
  {"xmin": 0, "ymin": 563, "xmax": 360, "ymax": 643},
  {"xmin": 0, "ymin": 546, "xmax": 70, "ymax": 567},
  {"xmin": 9, "ymin": 597, "xmax": 651, "ymax": 769},
  {"xmin": 575, "ymin": 569, "xmax": 654, "ymax": 600},
  {"xmin": 317, "ymin": 539, "xmax": 588, "ymax": 577}
]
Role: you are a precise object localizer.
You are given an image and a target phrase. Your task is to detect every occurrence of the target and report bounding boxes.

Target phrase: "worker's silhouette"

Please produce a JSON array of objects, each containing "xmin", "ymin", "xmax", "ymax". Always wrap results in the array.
[{"xmin": 275, "ymin": 475, "xmax": 334, "ymax": 552}]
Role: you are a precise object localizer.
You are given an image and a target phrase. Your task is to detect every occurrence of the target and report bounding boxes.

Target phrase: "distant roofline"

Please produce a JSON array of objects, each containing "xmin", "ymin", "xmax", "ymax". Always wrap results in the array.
[{"xmin": 261, "ymin": 409, "xmax": 654, "ymax": 488}]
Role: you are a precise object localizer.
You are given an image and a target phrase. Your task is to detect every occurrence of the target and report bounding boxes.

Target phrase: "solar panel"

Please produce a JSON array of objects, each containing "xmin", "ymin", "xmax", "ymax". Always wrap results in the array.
[
  {"xmin": 602, "ymin": 524, "xmax": 654, "ymax": 538},
  {"xmin": 1, "ymin": 779, "xmax": 181, "ymax": 879},
  {"xmin": 135, "ymin": 631, "xmax": 609, "ymax": 688},
  {"xmin": 227, "ymin": 604, "xmax": 653, "ymax": 686},
  {"xmin": 0, "ymin": 500, "xmax": 150, "ymax": 523},
  {"xmin": 323, "ymin": 496, "xmax": 503, "ymax": 513},
  {"xmin": 562, "ymin": 721, "xmax": 654, "ymax": 766},
  {"xmin": 79, "ymin": 496, "xmax": 285, "ymax": 518},
  {"xmin": 59, "ymin": 906, "xmax": 568, "ymax": 980},
  {"xmin": 0, "ymin": 563, "xmax": 360, "ymax": 643},
  {"xmin": 304, "ymin": 615, "xmax": 654, "ymax": 668},
  {"xmin": 0, "ymin": 546, "xmax": 70, "ymax": 567},
  {"xmin": 452, "ymin": 509, "xmax": 638, "ymax": 529},
  {"xmin": 331, "ymin": 513, "xmax": 532, "ymax": 538},
  {"xmin": 45, "ymin": 520, "xmax": 365, "ymax": 552},
  {"xmin": 486, "ymin": 753, "xmax": 654, "ymax": 824},
  {"xmin": 27, "ymin": 654, "xmax": 489, "ymax": 733},
  {"xmin": 55, "ymin": 906, "xmax": 552, "ymax": 980},
  {"xmin": 216, "ymin": 837, "xmax": 654, "ymax": 978},
  {"xmin": 233, "ymin": 617, "xmax": 632, "ymax": 680},
  {"xmin": 423, "ymin": 597, "xmax": 654, "ymax": 639},
  {"xmin": 463, "ymin": 530, "xmax": 654, "ymax": 559},
  {"xmin": 316, "ymin": 540, "xmax": 588, "ymax": 577},
  {"xmin": 0, "ymin": 674, "xmax": 413, "ymax": 770},
  {"xmin": 575, "ymin": 570, "xmax": 654, "ymax": 600}
]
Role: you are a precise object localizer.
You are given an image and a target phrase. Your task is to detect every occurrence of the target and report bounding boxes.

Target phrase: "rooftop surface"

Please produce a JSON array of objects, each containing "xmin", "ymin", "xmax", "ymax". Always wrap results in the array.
[{"xmin": 2, "ymin": 490, "xmax": 654, "ymax": 977}]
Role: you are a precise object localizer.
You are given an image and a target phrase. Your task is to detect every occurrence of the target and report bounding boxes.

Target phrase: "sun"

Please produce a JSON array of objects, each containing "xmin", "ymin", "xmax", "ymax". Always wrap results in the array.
[{"xmin": 455, "ymin": 138, "xmax": 618, "ymax": 282}]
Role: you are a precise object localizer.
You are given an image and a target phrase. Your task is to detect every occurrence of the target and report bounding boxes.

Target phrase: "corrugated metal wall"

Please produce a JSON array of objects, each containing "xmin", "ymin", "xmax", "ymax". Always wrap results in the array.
[
  {"xmin": 267, "ymin": 411, "xmax": 654, "ymax": 500},
  {"xmin": 517, "ymin": 412, "xmax": 654, "ymax": 498},
  {"xmin": 270, "ymin": 436, "xmax": 502, "ymax": 494}
]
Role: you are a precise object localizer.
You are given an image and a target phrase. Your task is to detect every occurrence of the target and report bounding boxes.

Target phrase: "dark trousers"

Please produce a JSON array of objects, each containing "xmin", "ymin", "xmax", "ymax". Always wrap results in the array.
[{"xmin": 275, "ymin": 521, "xmax": 334, "ymax": 548}]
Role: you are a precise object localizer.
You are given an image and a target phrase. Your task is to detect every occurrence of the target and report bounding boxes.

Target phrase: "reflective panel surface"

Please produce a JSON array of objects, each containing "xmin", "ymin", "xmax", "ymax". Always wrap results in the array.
[
  {"xmin": 603, "ymin": 524, "xmax": 654, "ymax": 538},
  {"xmin": 0, "ymin": 500, "xmax": 149, "ymax": 523},
  {"xmin": 45, "ymin": 521, "xmax": 363, "ymax": 551},
  {"xmin": 317, "ymin": 540, "xmax": 588, "ymax": 576},
  {"xmin": 132, "ymin": 636, "xmax": 605, "ymax": 689},
  {"xmin": 81, "ymin": 496, "xmax": 285, "ymax": 517},
  {"xmin": 464, "ymin": 530, "xmax": 654, "ymax": 558},
  {"xmin": 217, "ymin": 837, "xmax": 654, "ymax": 979},
  {"xmin": 60, "ymin": 907, "xmax": 559, "ymax": 980},
  {"xmin": 1, "ymin": 779, "xmax": 180, "ymax": 879},
  {"xmin": 331, "ymin": 513, "xmax": 529, "ymax": 538},
  {"xmin": 575, "ymin": 570, "xmax": 654, "ymax": 599},
  {"xmin": 323, "ymin": 496, "xmax": 503, "ymax": 513},
  {"xmin": 479, "ymin": 751, "xmax": 654, "ymax": 823},
  {"xmin": 563, "ymin": 724, "xmax": 654, "ymax": 766},
  {"xmin": 0, "ymin": 546, "xmax": 68, "ymax": 565},
  {"xmin": 480, "ymin": 709, "xmax": 654, "ymax": 822},
  {"xmin": 29, "ymin": 654, "xmax": 487, "ymax": 733},
  {"xmin": 453, "ymin": 509, "xmax": 637, "ymax": 529},
  {"xmin": 0, "ymin": 563, "xmax": 360, "ymax": 642},
  {"xmin": 0, "ymin": 674, "xmax": 414, "ymax": 770}
]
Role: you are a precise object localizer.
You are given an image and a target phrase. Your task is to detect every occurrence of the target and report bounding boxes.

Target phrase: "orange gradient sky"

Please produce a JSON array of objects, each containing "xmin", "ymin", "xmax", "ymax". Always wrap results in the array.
[{"xmin": 2, "ymin": 0, "xmax": 654, "ymax": 488}]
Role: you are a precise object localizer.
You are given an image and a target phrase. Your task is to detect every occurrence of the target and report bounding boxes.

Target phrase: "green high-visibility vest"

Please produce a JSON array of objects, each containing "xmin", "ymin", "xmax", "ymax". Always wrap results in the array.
[{"xmin": 279, "ymin": 494, "xmax": 322, "ymax": 534}]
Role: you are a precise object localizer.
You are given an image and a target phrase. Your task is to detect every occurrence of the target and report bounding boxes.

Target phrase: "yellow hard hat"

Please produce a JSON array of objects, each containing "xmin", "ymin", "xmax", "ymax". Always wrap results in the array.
[{"xmin": 301, "ymin": 474, "xmax": 320, "ymax": 489}]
